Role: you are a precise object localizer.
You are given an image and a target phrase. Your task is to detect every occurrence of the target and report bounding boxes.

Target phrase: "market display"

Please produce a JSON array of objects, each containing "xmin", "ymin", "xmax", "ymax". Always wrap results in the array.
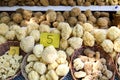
[
  {"xmin": 0, "ymin": 0, "xmax": 120, "ymax": 6},
  {"xmin": 1, "ymin": 3, "xmax": 120, "ymax": 79},
  {"xmin": 0, "ymin": 8, "xmax": 112, "ymax": 29}
]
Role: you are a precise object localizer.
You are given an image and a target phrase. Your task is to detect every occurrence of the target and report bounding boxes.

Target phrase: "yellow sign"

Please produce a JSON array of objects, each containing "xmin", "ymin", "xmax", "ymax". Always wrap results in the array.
[
  {"xmin": 9, "ymin": 46, "xmax": 19, "ymax": 55},
  {"xmin": 40, "ymin": 33, "xmax": 60, "ymax": 48}
]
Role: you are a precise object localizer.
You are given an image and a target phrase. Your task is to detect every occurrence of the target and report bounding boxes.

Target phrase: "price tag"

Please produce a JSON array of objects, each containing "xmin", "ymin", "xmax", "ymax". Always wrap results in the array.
[
  {"xmin": 40, "ymin": 33, "xmax": 60, "ymax": 48},
  {"xmin": 9, "ymin": 46, "xmax": 19, "ymax": 55}
]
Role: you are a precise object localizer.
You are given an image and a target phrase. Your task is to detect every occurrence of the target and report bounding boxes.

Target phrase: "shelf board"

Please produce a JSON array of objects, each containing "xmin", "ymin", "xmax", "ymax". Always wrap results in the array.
[{"xmin": 0, "ymin": 6, "xmax": 119, "ymax": 11}]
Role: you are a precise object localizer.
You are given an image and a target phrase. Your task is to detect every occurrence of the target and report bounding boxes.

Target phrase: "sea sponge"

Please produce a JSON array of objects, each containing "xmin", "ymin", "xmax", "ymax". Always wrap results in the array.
[
  {"xmin": 0, "ymin": 35, "xmax": 7, "ymax": 44},
  {"xmin": 100, "ymin": 12, "xmax": 109, "ymax": 17},
  {"xmin": 97, "ymin": 17, "xmax": 108, "ymax": 28},
  {"xmin": 51, "ymin": 28, "xmax": 60, "ymax": 34},
  {"xmin": 16, "ymin": 27, "xmax": 27, "ymax": 41},
  {"xmin": 20, "ymin": 20, "xmax": 28, "ymax": 27},
  {"xmin": 29, "ymin": 17, "xmax": 40, "ymax": 24},
  {"xmin": 84, "ymin": 9, "xmax": 92, "ymax": 17},
  {"xmin": 0, "ymin": 16, "xmax": 10, "ymax": 24},
  {"xmin": 23, "ymin": 10, "xmax": 32, "ymax": 20},
  {"xmin": 10, "ymin": 25, "xmax": 20, "ymax": 31},
  {"xmin": 46, "ymin": 11, "xmax": 56, "ymax": 22},
  {"xmin": 74, "ymin": 71, "xmax": 86, "ymax": 78},
  {"xmin": 33, "ymin": 44, "xmax": 44, "ymax": 58},
  {"xmin": 49, "ymin": 0, "xmax": 60, "ymax": 5},
  {"xmin": 66, "ymin": 47, "xmax": 74, "ymax": 56},
  {"xmin": 73, "ymin": 58, "xmax": 84, "ymax": 70},
  {"xmin": 82, "ymin": 75, "xmax": 93, "ymax": 80},
  {"xmin": 60, "ymin": 39, "xmax": 68, "ymax": 50},
  {"xmin": 77, "ymin": 0, "xmax": 84, "ymax": 5},
  {"xmin": 39, "ymin": 24, "xmax": 50, "ymax": 33},
  {"xmin": 5, "ymin": 30, "xmax": 15, "ymax": 40},
  {"xmin": 78, "ymin": 55, "xmax": 89, "ymax": 62},
  {"xmin": 88, "ymin": 15, "xmax": 96, "ymax": 23},
  {"xmin": 55, "ymin": 64, "xmax": 69, "ymax": 76},
  {"xmin": 27, "ymin": 22, "xmax": 39, "ymax": 34},
  {"xmin": 0, "ymin": 23, "xmax": 9, "ymax": 35},
  {"xmin": 40, "ymin": 0, "xmax": 49, "ymax": 6},
  {"xmin": 93, "ymin": 11, "xmax": 101, "ymax": 18},
  {"xmin": 78, "ymin": 13, "xmax": 87, "ymax": 23},
  {"xmin": 82, "ymin": 23, "xmax": 94, "ymax": 32},
  {"xmin": 8, "ymin": 0, "xmax": 17, "ymax": 6},
  {"xmin": 67, "ymin": 17, "xmax": 77, "ymax": 26},
  {"xmin": 34, "ymin": 12, "xmax": 43, "ymax": 18},
  {"xmin": 40, "ymin": 75, "xmax": 46, "ymax": 80},
  {"xmin": 52, "ymin": 22, "xmax": 59, "ymax": 28},
  {"xmin": 114, "ymin": 37, "xmax": 120, "ymax": 52},
  {"xmin": 67, "ymin": 0, "xmax": 76, "ymax": 6},
  {"xmin": 60, "ymin": 0, "xmax": 68, "ymax": 5},
  {"xmin": 56, "ymin": 50, "xmax": 67, "ymax": 64},
  {"xmin": 109, "ymin": 0, "xmax": 118, "ymax": 5},
  {"xmin": 28, "ymin": 71, "xmax": 39, "ymax": 80},
  {"xmin": 0, "ymin": 12, "xmax": 9, "ymax": 18},
  {"xmin": 84, "ymin": 1, "xmax": 91, "ymax": 6},
  {"xmin": 107, "ymin": 26, "xmax": 120, "ymax": 41},
  {"xmin": 8, "ymin": 21, "xmax": 17, "ymax": 26},
  {"xmin": 33, "ymin": 62, "xmax": 47, "ymax": 75},
  {"xmin": 12, "ymin": 13, "xmax": 23, "ymax": 23},
  {"xmin": 48, "ymin": 61, "xmax": 58, "ymax": 70},
  {"xmin": 63, "ymin": 11, "xmax": 70, "ymax": 20},
  {"xmin": 84, "ymin": 62, "xmax": 93, "ymax": 74},
  {"xmin": 25, "ymin": 62, "xmax": 34, "ymax": 73},
  {"xmin": 46, "ymin": 70, "xmax": 59, "ymax": 80},
  {"xmin": 27, "ymin": 54, "xmax": 38, "ymax": 62},
  {"xmin": 84, "ymin": 48, "xmax": 95, "ymax": 58},
  {"xmin": 41, "ymin": 21, "xmax": 51, "ymax": 26},
  {"xmin": 104, "ymin": 70, "xmax": 113, "ymax": 79},
  {"xmin": 70, "ymin": 7, "xmax": 81, "ymax": 17},
  {"xmin": 30, "ymin": 30, "xmax": 40, "ymax": 42},
  {"xmin": 56, "ymin": 14, "xmax": 64, "ymax": 22},
  {"xmin": 20, "ymin": 36, "xmax": 35, "ymax": 53},
  {"xmin": 72, "ymin": 24, "xmax": 83, "ymax": 37},
  {"xmin": 57, "ymin": 22, "xmax": 72, "ymax": 40},
  {"xmin": 68, "ymin": 37, "xmax": 83, "ymax": 49},
  {"xmin": 93, "ymin": 29, "xmax": 107, "ymax": 43},
  {"xmin": 83, "ymin": 31, "xmax": 95, "ymax": 47},
  {"xmin": 101, "ymin": 39, "xmax": 114, "ymax": 53}
]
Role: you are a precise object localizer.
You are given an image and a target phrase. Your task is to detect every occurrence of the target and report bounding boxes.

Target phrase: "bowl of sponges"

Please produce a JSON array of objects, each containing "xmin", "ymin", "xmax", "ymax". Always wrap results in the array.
[
  {"xmin": 0, "ymin": 41, "xmax": 26, "ymax": 80},
  {"xmin": 21, "ymin": 44, "xmax": 70, "ymax": 80},
  {"xmin": 70, "ymin": 45, "xmax": 115, "ymax": 80}
]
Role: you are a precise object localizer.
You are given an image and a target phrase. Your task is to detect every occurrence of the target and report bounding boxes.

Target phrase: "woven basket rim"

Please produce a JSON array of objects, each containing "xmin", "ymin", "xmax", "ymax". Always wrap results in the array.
[{"xmin": 115, "ymin": 53, "xmax": 120, "ymax": 79}]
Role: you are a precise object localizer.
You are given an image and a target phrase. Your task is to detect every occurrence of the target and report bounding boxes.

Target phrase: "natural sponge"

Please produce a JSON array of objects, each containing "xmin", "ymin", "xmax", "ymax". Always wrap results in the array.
[
  {"xmin": 0, "ymin": 23, "xmax": 9, "ymax": 35},
  {"xmin": 20, "ymin": 36, "xmax": 35, "ymax": 53},
  {"xmin": 41, "ymin": 45, "xmax": 58, "ymax": 63}
]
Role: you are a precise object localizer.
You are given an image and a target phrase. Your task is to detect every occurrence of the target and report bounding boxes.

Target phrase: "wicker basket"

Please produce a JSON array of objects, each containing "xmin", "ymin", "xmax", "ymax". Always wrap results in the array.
[
  {"xmin": 115, "ymin": 53, "xmax": 120, "ymax": 79},
  {"xmin": 21, "ymin": 52, "xmax": 70, "ymax": 80},
  {"xmin": 70, "ymin": 45, "xmax": 115, "ymax": 80},
  {"xmin": 0, "ymin": 41, "xmax": 26, "ymax": 80}
]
